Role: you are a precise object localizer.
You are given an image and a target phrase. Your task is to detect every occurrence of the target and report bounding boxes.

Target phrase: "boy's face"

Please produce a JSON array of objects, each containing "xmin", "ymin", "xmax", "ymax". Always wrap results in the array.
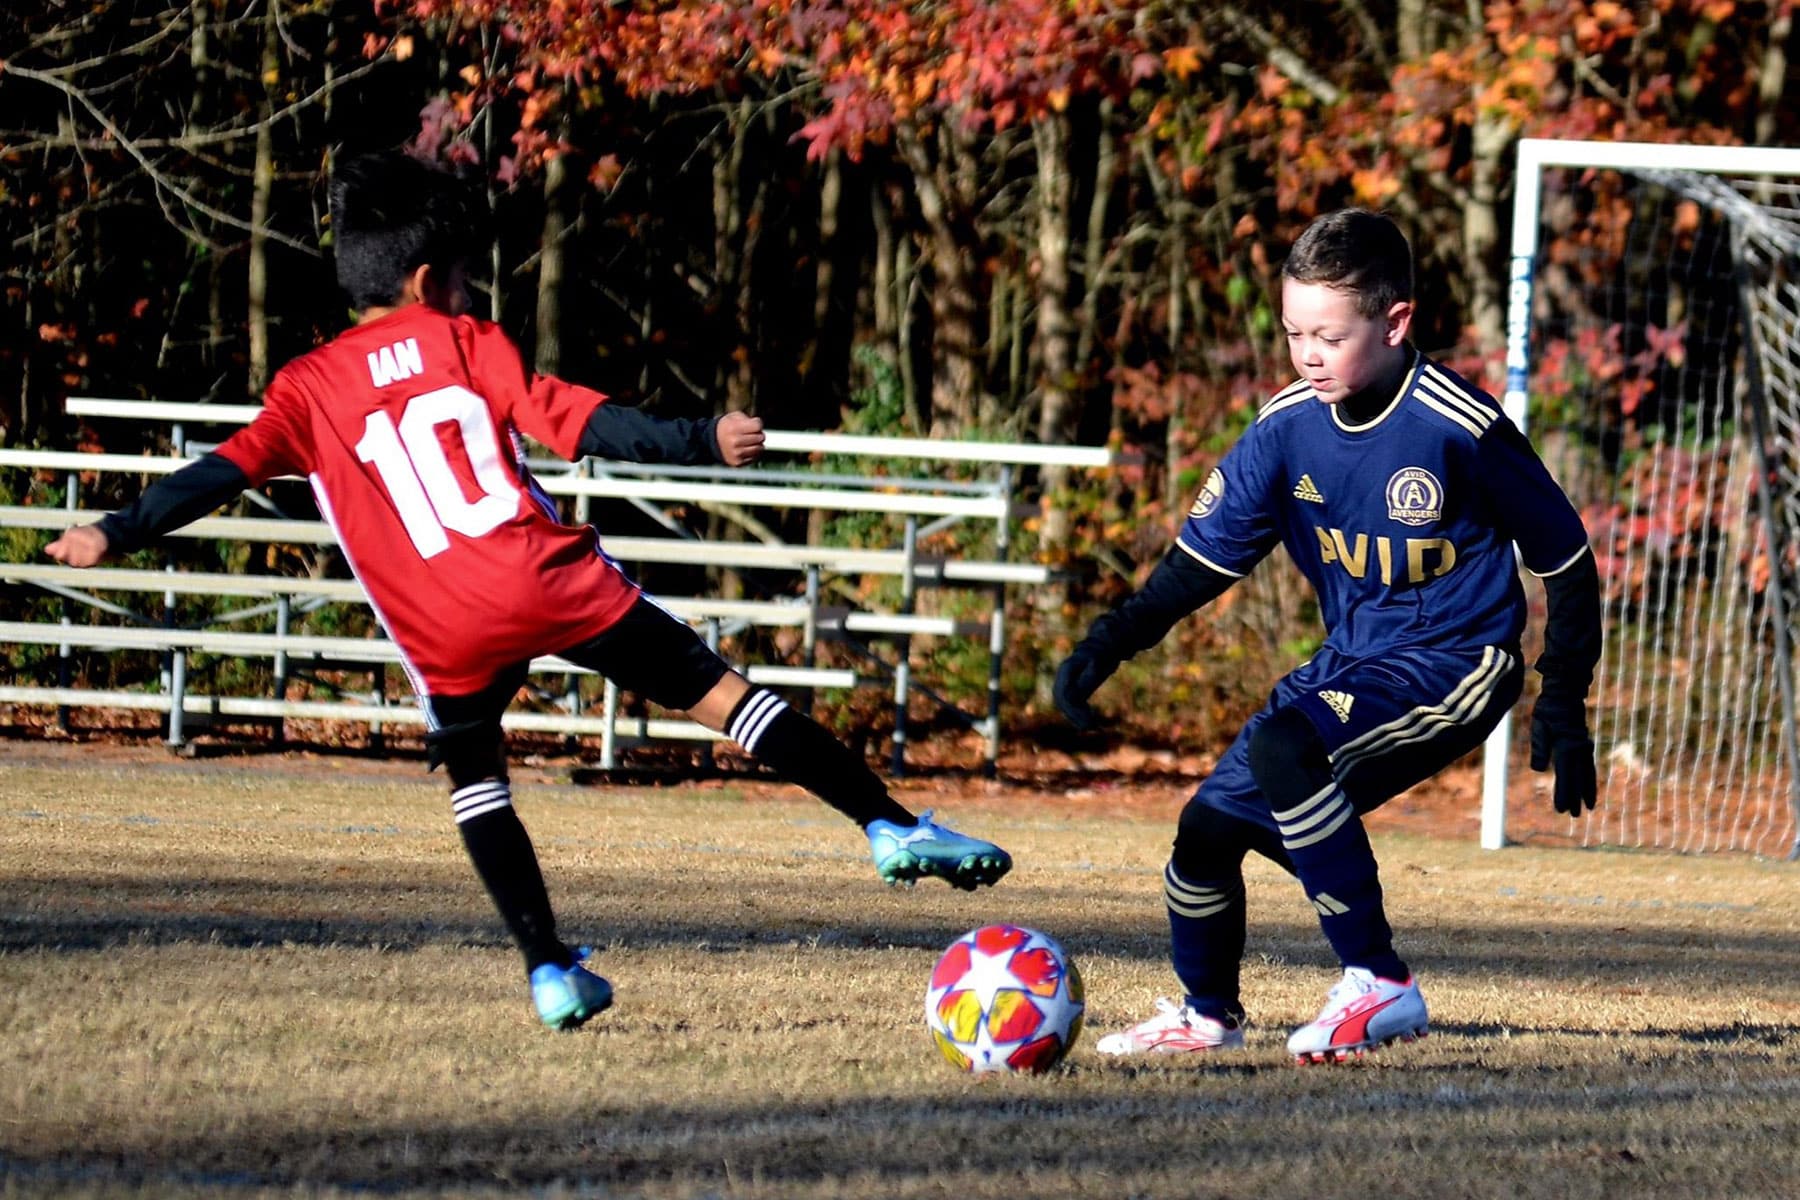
[{"xmin": 1280, "ymin": 279, "xmax": 1413, "ymax": 404}]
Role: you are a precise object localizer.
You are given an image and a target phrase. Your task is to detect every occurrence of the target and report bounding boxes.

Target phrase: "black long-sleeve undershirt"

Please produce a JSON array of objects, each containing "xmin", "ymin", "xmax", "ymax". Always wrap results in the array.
[
  {"xmin": 575, "ymin": 404, "xmax": 721, "ymax": 465},
  {"xmin": 95, "ymin": 452, "xmax": 250, "ymax": 554},
  {"xmin": 1081, "ymin": 547, "xmax": 1238, "ymax": 663},
  {"xmin": 1535, "ymin": 549, "xmax": 1603, "ymax": 703}
]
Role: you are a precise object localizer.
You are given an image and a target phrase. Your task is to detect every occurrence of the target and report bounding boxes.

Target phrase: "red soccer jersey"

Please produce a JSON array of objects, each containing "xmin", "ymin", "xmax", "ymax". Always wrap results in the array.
[{"xmin": 215, "ymin": 304, "xmax": 641, "ymax": 696}]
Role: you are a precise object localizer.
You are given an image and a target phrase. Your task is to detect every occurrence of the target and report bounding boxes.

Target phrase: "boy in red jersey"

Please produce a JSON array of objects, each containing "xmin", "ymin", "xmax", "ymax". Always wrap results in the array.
[{"xmin": 47, "ymin": 151, "xmax": 1010, "ymax": 1030}]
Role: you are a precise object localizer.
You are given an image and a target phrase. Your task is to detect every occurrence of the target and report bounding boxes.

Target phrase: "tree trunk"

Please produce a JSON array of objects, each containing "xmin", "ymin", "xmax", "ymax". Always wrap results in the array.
[
  {"xmin": 871, "ymin": 181, "xmax": 897, "ymax": 357},
  {"xmin": 1073, "ymin": 99, "xmax": 1119, "ymax": 381},
  {"xmin": 806, "ymin": 151, "xmax": 863, "ymax": 430},
  {"xmin": 712, "ymin": 100, "xmax": 757, "ymax": 412},
  {"xmin": 247, "ymin": 1, "xmax": 279, "ymax": 395},
  {"xmin": 1030, "ymin": 113, "xmax": 1084, "ymax": 694},
  {"xmin": 535, "ymin": 144, "xmax": 572, "ymax": 377},
  {"xmin": 1756, "ymin": 7, "xmax": 1791, "ymax": 149},
  {"xmin": 478, "ymin": 24, "xmax": 503, "ymax": 321},
  {"xmin": 1397, "ymin": 0, "xmax": 1427, "ymax": 60},
  {"xmin": 1033, "ymin": 112, "xmax": 1078, "ymax": 573},
  {"xmin": 1463, "ymin": 108, "xmax": 1509, "ymax": 389},
  {"xmin": 874, "ymin": 179, "xmax": 929, "ymax": 433},
  {"xmin": 897, "ymin": 123, "xmax": 985, "ymax": 435},
  {"xmin": 1165, "ymin": 221, "xmax": 1188, "ymax": 520}
]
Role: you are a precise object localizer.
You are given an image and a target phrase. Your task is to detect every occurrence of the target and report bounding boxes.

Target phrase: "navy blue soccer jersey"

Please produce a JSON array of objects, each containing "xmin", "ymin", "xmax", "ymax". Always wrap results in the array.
[{"xmin": 1176, "ymin": 350, "xmax": 1589, "ymax": 658}]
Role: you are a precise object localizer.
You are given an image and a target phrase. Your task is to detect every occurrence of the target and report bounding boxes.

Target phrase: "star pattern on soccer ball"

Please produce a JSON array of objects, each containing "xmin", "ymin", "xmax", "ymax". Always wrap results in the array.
[{"xmin": 954, "ymin": 945, "xmax": 1024, "ymax": 1011}]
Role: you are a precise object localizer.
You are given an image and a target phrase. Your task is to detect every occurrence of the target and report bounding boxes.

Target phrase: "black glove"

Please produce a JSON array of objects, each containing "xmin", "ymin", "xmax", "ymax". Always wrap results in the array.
[
  {"xmin": 1529, "ymin": 694, "xmax": 1597, "ymax": 817},
  {"xmin": 1053, "ymin": 644, "xmax": 1120, "ymax": 733},
  {"xmin": 1052, "ymin": 551, "xmax": 1237, "ymax": 734}
]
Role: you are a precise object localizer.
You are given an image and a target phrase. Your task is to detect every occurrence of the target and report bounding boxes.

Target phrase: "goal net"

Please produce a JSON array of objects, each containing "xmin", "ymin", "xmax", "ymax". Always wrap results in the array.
[{"xmin": 1487, "ymin": 140, "xmax": 1800, "ymax": 859}]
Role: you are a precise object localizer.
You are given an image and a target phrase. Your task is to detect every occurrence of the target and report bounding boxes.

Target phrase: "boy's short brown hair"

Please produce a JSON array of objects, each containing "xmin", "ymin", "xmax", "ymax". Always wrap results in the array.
[{"xmin": 1281, "ymin": 209, "xmax": 1414, "ymax": 318}]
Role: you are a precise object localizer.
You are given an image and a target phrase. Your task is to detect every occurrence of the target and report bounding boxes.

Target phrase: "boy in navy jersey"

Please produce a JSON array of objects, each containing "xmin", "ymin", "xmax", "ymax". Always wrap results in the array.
[
  {"xmin": 1056, "ymin": 209, "xmax": 1600, "ymax": 1063},
  {"xmin": 47, "ymin": 151, "xmax": 1010, "ymax": 1031}
]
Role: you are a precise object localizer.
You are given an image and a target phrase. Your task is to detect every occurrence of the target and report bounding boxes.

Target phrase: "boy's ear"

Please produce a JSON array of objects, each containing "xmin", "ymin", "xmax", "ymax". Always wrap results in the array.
[
  {"xmin": 1384, "ymin": 300, "xmax": 1415, "ymax": 347},
  {"xmin": 400, "ymin": 263, "xmax": 432, "ymax": 306}
]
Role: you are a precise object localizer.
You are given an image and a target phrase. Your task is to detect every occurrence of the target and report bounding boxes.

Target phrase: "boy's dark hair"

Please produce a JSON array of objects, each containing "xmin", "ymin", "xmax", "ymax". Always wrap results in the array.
[
  {"xmin": 1281, "ymin": 209, "xmax": 1413, "ymax": 318},
  {"xmin": 329, "ymin": 151, "xmax": 482, "ymax": 310}
]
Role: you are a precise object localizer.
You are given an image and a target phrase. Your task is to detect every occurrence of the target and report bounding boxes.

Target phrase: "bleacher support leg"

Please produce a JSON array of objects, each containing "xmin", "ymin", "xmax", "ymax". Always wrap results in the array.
[
  {"xmin": 986, "ymin": 465, "xmax": 1012, "ymax": 780},
  {"xmin": 55, "ymin": 598, "xmax": 72, "ymax": 735},
  {"xmin": 167, "ymin": 652, "xmax": 188, "ymax": 748},
  {"xmin": 369, "ymin": 669, "xmax": 385, "ymax": 753},
  {"xmin": 56, "ymin": 481, "xmax": 76, "ymax": 733},
  {"xmin": 890, "ymin": 519, "xmax": 917, "ymax": 777},
  {"xmin": 562, "ymin": 672, "xmax": 581, "ymax": 755},
  {"xmin": 700, "ymin": 619, "xmax": 719, "ymax": 772},
  {"xmin": 272, "ymin": 596, "xmax": 290, "ymax": 747},
  {"xmin": 801, "ymin": 566, "xmax": 819, "ymax": 717},
  {"xmin": 600, "ymin": 680, "xmax": 618, "ymax": 769}
]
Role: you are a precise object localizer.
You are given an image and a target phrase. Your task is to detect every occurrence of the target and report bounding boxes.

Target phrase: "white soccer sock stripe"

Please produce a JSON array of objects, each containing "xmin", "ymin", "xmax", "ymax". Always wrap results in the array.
[
  {"xmin": 729, "ymin": 689, "xmax": 789, "ymax": 754},
  {"xmin": 1271, "ymin": 780, "xmax": 1346, "ymax": 830},
  {"xmin": 1282, "ymin": 802, "xmax": 1353, "ymax": 851},
  {"xmin": 1274, "ymin": 782, "xmax": 1355, "ymax": 851},
  {"xmin": 452, "ymin": 781, "xmax": 512, "ymax": 824},
  {"xmin": 1163, "ymin": 862, "xmax": 1236, "ymax": 918}
]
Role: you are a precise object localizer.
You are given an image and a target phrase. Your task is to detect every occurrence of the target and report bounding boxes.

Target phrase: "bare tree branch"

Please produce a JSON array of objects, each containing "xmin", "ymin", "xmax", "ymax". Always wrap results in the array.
[
  {"xmin": 6, "ymin": 61, "xmax": 319, "ymax": 255},
  {"xmin": 1216, "ymin": 5, "xmax": 1342, "ymax": 106}
]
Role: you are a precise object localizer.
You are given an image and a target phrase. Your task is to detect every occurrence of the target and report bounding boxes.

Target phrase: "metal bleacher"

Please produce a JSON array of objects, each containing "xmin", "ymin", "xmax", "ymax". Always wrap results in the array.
[{"xmin": 0, "ymin": 398, "xmax": 1109, "ymax": 775}]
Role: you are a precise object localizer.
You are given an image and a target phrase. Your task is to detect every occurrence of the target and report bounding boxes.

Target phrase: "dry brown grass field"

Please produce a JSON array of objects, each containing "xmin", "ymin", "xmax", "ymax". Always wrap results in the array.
[{"xmin": 2, "ymin": 738, "xmax": 1798, "ymax": 1199}]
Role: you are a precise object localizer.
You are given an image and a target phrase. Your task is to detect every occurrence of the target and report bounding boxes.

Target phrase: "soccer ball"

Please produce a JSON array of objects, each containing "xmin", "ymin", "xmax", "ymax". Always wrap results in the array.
[{"xmin": 924, "ymin": 923, "xmax": 1085, "ymax": 1074}]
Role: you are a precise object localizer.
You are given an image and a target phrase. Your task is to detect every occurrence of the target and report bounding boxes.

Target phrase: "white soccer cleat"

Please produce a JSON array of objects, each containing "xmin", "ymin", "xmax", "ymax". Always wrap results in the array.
[
  {"xmin": 1094, "ymin": 997, "xmax": 1247, "ymax": 1057},
  {"xmin": 1286, "ymin": 966, "xmax": 1429, "ymax": 1064}
]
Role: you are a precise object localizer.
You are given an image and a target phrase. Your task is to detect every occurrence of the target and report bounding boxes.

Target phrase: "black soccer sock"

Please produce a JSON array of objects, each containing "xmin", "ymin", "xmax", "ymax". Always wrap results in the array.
[
  {"xmin": 1164, "ymin": 859, "xmax": 1248, "ymax": 1025},
  {"xmin": 725, "ymin": 688, "xmax": 914, "ymax": 828},
  {"xmin": 1248, "ymin": 709, "xmax": 1408, "ymax": 981},
  {"xmin": 452, "ymin": 781, "xmax": 572, "ymax": 974}
]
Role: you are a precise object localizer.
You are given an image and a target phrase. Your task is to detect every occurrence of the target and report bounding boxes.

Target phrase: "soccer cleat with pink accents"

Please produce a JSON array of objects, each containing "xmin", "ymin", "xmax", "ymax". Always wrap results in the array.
[
  {"xmin": 1286, "ymin": 967, "xmax": 1428, "ymax": 1063},
  {"xmin": 1094, "ymin": 997, "xmax": 1247, "ymax": 1056}
]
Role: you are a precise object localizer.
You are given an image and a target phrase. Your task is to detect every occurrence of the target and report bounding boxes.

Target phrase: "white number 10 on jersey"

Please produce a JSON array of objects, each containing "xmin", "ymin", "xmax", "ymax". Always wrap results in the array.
[{"xmin": 354, "ymin": 385, "xmax": 521, "ymax": 559}]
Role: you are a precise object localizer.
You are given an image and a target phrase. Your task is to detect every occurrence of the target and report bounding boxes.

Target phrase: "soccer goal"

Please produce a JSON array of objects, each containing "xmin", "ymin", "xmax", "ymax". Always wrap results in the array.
[{"xmin": 1484, "ymin": 138, "xmax": 1800, "ymax": 859}]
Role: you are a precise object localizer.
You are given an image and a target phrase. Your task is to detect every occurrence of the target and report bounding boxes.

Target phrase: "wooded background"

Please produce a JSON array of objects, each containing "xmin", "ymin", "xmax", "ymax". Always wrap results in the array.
[{"xmin": 2, "ymin": 2, "xmax": 1794, "ymax": 641}]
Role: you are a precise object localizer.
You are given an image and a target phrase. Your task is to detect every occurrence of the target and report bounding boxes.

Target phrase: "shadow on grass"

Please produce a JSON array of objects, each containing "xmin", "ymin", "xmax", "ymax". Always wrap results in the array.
[
  {"xmin": 5, "ymin": 864, "xmax": 1798, "ymax": 1005},
  {"xmin": 3, "ymin": 1061, "xmax": 1799, "ymax": 1197}
]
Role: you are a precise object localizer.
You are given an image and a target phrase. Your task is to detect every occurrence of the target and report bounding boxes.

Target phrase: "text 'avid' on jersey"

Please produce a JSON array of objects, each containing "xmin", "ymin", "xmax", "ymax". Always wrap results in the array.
[{"xmin": 368, "ymin": 337, "xmax": 424, "ymax": 388}]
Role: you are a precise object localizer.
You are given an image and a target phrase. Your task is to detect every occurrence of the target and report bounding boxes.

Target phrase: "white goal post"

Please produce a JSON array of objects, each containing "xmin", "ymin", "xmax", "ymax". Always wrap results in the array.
[{"xmin": 1484, "ymin": 138, "xmax": 1800, "ymax": 858}]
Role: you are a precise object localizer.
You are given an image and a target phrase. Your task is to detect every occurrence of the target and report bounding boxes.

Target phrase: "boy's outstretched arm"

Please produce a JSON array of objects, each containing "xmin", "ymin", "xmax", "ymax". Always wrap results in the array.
[
  {"xmin": 575, "ymin": 405, "xmax": 764, "ymax": 468},
  {"xmin": 45, "ymin": 453, "xmax": 250, "ymax": 568},
  {"xmin": 1054, "ymin": 547, "xmax": 1235, "ymax": 731},
  {"xmin": 1529, "ymin": 549, "xmax": 1603, "ymax": 816}
]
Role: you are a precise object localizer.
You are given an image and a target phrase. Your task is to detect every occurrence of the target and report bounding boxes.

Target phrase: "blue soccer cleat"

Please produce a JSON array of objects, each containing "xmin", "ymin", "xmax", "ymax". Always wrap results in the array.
[
  {"xmin": 530, "ymin": 949, "xmax": 614, "ymax": 1031},
  {"xmin": 866, "ymin": 809, "xmax": 1012, "ymax": 891}
]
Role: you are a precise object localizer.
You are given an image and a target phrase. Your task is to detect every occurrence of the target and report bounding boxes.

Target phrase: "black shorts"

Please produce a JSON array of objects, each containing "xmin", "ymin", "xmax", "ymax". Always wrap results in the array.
[
  {"xmin": 423, "ymin": 594, "xmax": 731, "ymax": 779},
  {"xmin": 556, "ymin": 594, "xmax": 732, "ymax": 710}
]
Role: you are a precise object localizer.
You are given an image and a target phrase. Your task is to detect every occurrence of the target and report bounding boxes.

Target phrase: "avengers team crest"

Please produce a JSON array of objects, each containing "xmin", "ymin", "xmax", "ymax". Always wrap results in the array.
[
  {"xmin": 1385, "ymin": 467, "xmax": 1443, "ymax": 526},
  {"xmin": 1190, "ymin": 468, "xmax": 1226, "ymax": 518}
]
